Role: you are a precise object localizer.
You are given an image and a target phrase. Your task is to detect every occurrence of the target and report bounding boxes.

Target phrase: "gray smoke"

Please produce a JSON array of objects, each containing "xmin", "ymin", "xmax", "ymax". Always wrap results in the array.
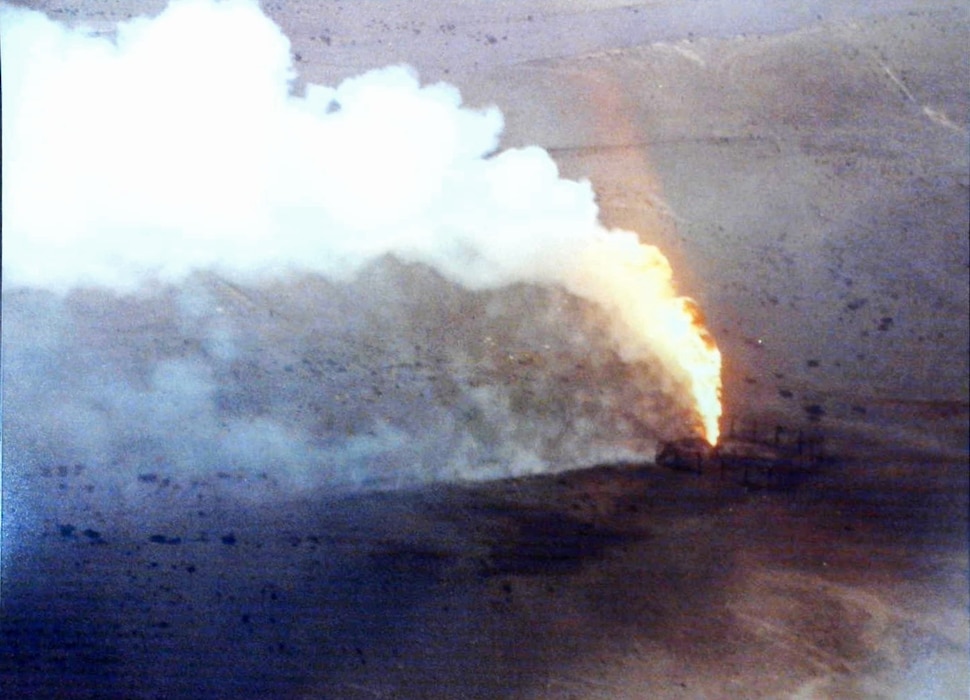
[{"xmin": 1, "ymin": 0, "xmax": 707, "ymax": 499}]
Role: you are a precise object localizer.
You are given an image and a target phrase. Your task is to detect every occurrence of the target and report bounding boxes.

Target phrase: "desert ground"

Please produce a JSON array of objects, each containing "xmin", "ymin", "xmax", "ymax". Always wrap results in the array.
[
  {"xmin": 2, "ymin": 448, "xmax": 967, "ymax": 698},
  {"xmin": 2, "ymin": 1, "xmax": 968, "ymax": 698}
]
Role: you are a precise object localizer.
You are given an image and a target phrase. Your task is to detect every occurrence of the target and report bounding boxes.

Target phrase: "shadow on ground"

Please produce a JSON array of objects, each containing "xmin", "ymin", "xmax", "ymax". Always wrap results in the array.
[{"xmin": 3, "ymin": 452, "xmax": 967, "ymax": 699}]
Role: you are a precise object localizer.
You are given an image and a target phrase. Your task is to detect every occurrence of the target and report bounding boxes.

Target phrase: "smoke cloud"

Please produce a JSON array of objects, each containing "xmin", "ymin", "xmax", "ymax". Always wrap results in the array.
[{"xmin": 1, "ymin": 0, "xmax": 713, "ymax": 497}]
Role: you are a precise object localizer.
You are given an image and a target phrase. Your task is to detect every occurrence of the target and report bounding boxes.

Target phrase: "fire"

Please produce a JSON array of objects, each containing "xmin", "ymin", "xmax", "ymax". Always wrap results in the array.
[
  {"xmin": 574, "ymin": 234, "xmax": 722, "ymax": 446},
  {"xmin": 638, "ymin": 292, "xmax": 722, "ymax": 446},
  {"xmin": 676, "ymin": 298, "xmax": 722, "ymax": 446}
]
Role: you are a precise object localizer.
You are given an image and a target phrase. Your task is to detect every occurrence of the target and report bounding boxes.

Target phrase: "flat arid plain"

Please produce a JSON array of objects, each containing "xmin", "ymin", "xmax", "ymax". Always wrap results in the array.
[{"xmin": 2, "ymin": 1, "xmax": 967, "ymax": 698}]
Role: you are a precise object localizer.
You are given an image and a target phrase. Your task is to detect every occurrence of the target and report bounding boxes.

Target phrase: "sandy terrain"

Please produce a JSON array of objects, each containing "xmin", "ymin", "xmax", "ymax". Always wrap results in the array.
[
  {"xmin": 2, "ymin": 1, "xmax": 968, "ymax": 698},
  {"xmin": 2, "ymin": 452, "xmax": 967, "ymax": 698}
]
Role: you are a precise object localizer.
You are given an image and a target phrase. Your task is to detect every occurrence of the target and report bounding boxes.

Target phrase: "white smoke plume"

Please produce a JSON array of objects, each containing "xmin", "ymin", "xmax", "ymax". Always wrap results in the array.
[{"xmin": 1, "ymin": 0, "xmax": 716, "ymax": 495}]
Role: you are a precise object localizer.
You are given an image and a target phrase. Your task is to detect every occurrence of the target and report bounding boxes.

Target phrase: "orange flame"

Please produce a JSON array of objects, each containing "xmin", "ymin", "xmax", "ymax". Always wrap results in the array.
[
  {"xmin": 676, "ymin": 298, "xmax": 722, "ymax": 446},
  {"xmin": 573, "ymin": 234, "xmax": 722, "ymax": 446}
]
